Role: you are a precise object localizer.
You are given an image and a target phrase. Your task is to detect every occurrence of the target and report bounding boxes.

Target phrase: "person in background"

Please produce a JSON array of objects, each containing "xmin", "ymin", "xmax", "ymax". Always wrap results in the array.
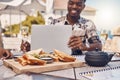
[
  {"xmin": 52, "ymin": 0, "xmax": 102, "ymax": 55},
  {"xmin": 21, "ymin": 0, "xmax": 102, "ymax": 55},
  {"xmin": 0, "ymin": 34, "xmax": 12, "ymax": 59}
]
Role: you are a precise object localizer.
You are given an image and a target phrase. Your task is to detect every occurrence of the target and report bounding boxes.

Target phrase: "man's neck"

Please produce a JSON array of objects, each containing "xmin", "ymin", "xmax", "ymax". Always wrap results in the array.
[{"xmin": 67, "ymin": 14, "xmax": 80, "ymax": 25}]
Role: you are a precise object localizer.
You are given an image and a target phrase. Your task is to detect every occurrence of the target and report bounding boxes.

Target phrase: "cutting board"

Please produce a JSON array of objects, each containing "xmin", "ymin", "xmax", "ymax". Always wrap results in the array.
[{"xmin": 3, "ymin": 59, "xmax": 85, "ymax": 74}]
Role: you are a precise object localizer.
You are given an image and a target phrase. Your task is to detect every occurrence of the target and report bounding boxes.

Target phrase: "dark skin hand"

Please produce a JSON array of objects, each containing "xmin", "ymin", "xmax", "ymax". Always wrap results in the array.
[
  {"xmin": 68, "ymin": 36, "xmax": 102, "ymax": 51},
  {"xmin": 20, "ymin": 40, "xmax": 31, "ymax": 52},
  {"xmin": 68, "ymin": 36, "xmax": 87, "ymax": 51},
  {"xmin": 0, "ymin": 48, "xmax": 13, "ymax": 59}
]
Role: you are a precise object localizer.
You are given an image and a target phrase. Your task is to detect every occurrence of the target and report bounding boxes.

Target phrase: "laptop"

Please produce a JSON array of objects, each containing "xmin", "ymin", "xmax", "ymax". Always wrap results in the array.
[{"xmin": 31, "ymin": 25, "xmax": 72, "ymax": 54}]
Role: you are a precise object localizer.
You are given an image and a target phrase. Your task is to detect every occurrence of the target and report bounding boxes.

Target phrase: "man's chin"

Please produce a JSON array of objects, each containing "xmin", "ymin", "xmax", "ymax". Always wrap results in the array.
[{"xmin": 70, "ymin": 15, "xmax": 79, "ymax": 18}]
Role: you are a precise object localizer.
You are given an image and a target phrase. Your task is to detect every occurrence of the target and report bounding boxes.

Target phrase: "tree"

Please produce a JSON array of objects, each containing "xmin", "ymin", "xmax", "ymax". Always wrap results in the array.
[{"xmin": 4, "ymin": 11, "xmax": 45, "ymax": 36}]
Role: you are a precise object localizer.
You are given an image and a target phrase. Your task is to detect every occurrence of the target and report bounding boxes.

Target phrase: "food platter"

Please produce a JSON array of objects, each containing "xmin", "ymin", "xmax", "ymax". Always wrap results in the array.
[
  {"xmin": 3, "ymin": 49, "xmax": 85, "ymax": 74},
  {"xmin": 3, "ymin": 59, "xmax": 85, "ymax": 74}
]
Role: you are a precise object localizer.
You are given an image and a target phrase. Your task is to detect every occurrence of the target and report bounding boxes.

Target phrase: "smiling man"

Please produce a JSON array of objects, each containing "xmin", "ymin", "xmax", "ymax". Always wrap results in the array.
[
  {"xmin": 21, "ymin": 0, "xmax": 102, "ymax": 55},
  {"xmin": 67, "ymin": 0, "xmax": 85, "ymax": 25},
  {"xmin": 53, "ymin": 0, "xmax": 102, "ymax": 55}
]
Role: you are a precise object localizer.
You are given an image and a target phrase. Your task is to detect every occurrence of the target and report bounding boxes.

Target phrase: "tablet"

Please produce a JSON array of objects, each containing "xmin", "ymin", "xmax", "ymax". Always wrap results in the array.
[{"xmin": 31, "ymin": 25, "xmax": 72, "ymax": 54}]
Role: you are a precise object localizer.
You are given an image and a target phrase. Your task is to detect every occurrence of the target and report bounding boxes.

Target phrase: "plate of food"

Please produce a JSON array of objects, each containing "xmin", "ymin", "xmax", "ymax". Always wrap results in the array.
[{"xmin": 3, "ymin": 49, "xmax": 84, "ymax": 74}]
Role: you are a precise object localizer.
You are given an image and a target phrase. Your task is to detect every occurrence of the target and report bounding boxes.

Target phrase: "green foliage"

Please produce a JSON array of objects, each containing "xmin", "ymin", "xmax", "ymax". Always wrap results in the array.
[
  {"xmin": 11, "ymin": 24, "xmax": 20, "ymax": 34},
  {"xmin": 3, "ymin": 11, "xmax": 45, "ymax": 35}
]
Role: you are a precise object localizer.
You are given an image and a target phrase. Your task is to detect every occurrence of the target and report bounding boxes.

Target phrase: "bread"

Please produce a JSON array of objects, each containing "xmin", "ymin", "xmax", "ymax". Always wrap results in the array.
[
  {"xmin": 17, "ymin": 54, "xmax": 46, "ymax": 66},
  {"xmin": 17, "ymin": 49, "xmax": 76, "ymax": 66},
  {"xmin": 25, "ymin": 48, "xmax": 44, "ymax": 55},
  {"xmin": 53, "ymin": 49, "xmax": 76, "ymax": 62},
  {"xmin": 17, "ymin": 57, "xmax": 28, "ymax": 66},
  {"xmin": 23, "ymin": 54, "xmax": 46, "ymax": 65}
]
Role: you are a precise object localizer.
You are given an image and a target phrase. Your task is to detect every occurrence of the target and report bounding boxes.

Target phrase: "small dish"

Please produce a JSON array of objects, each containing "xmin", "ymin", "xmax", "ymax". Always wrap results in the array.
[{"xmin": 40, "ymin": 57, "xmax": 54, "ymax": 64}]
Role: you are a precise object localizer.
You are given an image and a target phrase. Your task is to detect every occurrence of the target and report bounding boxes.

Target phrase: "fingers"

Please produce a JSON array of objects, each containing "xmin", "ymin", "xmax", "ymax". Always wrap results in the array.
[
  {"xmin": 68, "ymin": 36, "xmax": 83, "ymax": 49},
  {"xmin": 68, "ymin": 36, "xmax": 82, "ymax": 44},
  {"xmin": 78, "ymin": 44, "xmax": 87, "ymax": 51},
  {"xmin": 3, "ymin": 50, "xmax": 12, "ymax": 59},
  {"xmin": 0, "ymin": 48, "xmax": 13, "ymax": 59},
  {"xmin": 69, "ymin": 40, "xmax": 81, "ymax": 48}
]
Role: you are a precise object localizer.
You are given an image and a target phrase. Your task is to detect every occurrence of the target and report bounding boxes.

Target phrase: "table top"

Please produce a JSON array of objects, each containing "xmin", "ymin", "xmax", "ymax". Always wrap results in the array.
[{"xmin": 1, "ymin": 55, "xmax": 120, "ymax": 80}]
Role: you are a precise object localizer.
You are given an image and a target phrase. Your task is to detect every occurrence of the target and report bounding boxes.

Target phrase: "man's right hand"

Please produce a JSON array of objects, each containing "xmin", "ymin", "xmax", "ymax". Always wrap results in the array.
[{"xmin": 68, "ymin": 36, "xmax": 87, "ymax": 51}]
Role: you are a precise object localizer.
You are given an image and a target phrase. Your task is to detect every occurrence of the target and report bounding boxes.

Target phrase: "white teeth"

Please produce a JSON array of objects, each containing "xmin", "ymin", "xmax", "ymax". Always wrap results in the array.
[{"xmin": 71, "ymin": 10, "xmax": 77, "ymax": 13}]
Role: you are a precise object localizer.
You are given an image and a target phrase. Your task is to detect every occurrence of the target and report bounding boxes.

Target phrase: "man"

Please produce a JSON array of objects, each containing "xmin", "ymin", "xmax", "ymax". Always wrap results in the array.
[
  {"xmin": 53, "ymin": 0, "xmax": 102, "ymax": 55},
  {"xmin": 21, "ymin": 0, "xmax": 102, "ymax": 55}
]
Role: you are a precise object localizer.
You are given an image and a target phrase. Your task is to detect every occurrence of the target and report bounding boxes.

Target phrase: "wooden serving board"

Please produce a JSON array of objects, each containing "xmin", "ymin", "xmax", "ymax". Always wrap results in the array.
[{"xmin": 3, "ymin": 59, "xmax": 85, "ymax": 74}]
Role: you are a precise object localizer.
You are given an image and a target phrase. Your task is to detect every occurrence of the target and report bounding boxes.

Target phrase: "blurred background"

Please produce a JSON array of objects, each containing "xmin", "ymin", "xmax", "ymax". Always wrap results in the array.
[{"xmin": 0, "ymin": 0, "xmax": 120, "ymax": 51}]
